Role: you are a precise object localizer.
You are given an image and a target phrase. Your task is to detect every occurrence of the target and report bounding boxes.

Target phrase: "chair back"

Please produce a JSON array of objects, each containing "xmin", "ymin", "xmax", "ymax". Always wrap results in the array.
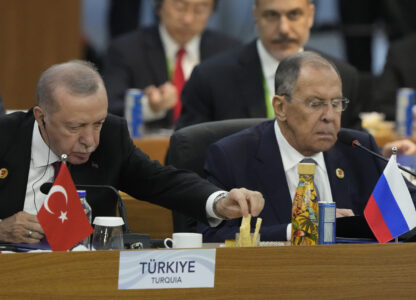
[{"xmin": 167, "ymin": 118, "xmax": 268, "ymax": 232}]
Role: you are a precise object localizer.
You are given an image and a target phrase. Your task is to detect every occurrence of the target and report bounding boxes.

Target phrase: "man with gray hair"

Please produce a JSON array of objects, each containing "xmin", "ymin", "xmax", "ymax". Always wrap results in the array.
[
  {"xmin": 176, "ymin": 0, "xmax": 360, "ymax": 130},
  {"xmin": 0, "ymin": 60, "xmax": 264, "ymax": 244},
  {"xmin": 198, "ymin": 51, "xmax": 416, "ymax": 242}
]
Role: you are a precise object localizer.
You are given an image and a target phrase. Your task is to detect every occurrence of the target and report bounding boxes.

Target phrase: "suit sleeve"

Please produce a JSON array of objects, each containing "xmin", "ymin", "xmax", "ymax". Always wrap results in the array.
[
  {"xmin": 198, "ymin": 142, "xmax": 289, "ymax": 242},
  {"xmin": 175, "ymin": 65, "xmax": 213, "ymax": 130},
  {"xmin": 115, "ymin": 118, "xmax": 220, "ymax": 223},
  {"xmin": 340, "ymin": 64, "xmax": 360, "ymax": 129},
  {"xmin": 102, "ymin": 42, "xmax": 132, "ymax": 116},
  {"xmin": 374, "ymin": 46, "xmax": 401, "ymax": 121}
]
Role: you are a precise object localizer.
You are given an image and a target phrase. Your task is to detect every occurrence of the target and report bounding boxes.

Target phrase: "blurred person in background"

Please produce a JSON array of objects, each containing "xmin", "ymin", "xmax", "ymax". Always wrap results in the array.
[
  {"xmin": 373, "ymin": 34, "xmax": 416, "ymax": 121},
  {"xmin": 102, "ymin": 0, "xmax": 240, "ymax": 131},
  {"xmin": 176, "ymin": 0, "xmax": 360, "ymax": 131}
]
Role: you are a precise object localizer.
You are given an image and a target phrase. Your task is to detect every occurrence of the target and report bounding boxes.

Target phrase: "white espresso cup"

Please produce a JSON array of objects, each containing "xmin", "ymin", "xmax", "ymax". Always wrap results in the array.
[{"xmin": 164, "ymin": 232, "xmax": 203, "ymax": 248}]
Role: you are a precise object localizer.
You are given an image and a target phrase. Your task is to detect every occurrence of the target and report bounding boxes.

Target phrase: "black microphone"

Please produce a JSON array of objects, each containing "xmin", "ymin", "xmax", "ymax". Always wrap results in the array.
[
  {"xmin": 337, "ymin": 130, "xmax": 416, "ymax": 177},
  {"xmin": 40, "ymin": 182, "xmax": 131, "ymax": 233}
]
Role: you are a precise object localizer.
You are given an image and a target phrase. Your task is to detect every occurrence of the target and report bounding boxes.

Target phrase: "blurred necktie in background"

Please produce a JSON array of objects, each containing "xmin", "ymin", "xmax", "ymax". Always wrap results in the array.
[{"xmin": 172, "ymin": 48, "xmax": 186, "ymax": 123}]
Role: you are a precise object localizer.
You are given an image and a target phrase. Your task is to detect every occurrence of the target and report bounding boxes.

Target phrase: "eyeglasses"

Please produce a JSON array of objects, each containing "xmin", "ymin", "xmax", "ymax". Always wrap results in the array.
[{"xmin": 283, "ymin": 95, "xmax": 349, "ymax": 113}]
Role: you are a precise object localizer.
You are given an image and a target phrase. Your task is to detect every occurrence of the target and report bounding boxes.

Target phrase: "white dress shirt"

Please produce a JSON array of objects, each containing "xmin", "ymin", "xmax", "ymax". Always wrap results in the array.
[
  {"xmin": 274, "ymin": 121, "xmax": 334, "ymax": 239},
  {"xmin": 23, "ymin": 123, "xmax": 60, "ymax": 215},
  {"xmin": 257, "ymin": 39, "xmax": 279, "ymax": 106},
  {"xmin": 141, "ymin": 23, "xmax": 201, "ymax": 121},
  {"xmin": 257, "ymin": 40, "xmax": 304, "ymax": 107}
]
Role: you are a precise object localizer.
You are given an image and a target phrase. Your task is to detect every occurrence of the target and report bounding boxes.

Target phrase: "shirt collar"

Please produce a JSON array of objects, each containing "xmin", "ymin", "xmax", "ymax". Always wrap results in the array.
[
  {"xmin": 274, "ymin": 120, "xmax": 325, "ymax": 172},
  {"xmin": 159, "ymin": 23, "xmax": 201, "ymax": 63},
  {"xmin": 257, "ymin": 39, "xmax": 279, "ymax": 80},
  {"xmin": 31, "ymin": 122, "xmax": 60, "ymax": 168},
  {"xmin": 256, "ymin": 39, "xmax": 305, "ymax": 79}
]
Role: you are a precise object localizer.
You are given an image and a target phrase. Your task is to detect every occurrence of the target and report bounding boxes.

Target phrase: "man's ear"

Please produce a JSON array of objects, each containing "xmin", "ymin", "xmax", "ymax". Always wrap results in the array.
[
  {"xmin": 33, "ymin": 106, "xmax": 45, "ymax": 128},
  {"xmin": 273, "ymin": 95, "xmax": 287, "ymax": 121}
]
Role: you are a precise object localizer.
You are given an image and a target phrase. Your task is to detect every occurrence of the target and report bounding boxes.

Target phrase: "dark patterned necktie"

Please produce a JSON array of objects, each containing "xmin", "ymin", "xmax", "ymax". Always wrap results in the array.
[{"xmin": 52, "ymin": 161, "xmax": 61, "ymax": 181}]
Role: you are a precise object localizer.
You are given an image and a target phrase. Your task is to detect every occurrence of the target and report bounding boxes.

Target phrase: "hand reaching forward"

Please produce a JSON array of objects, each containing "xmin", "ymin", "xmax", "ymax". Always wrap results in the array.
[
  {"xmin": 214, "ymin": 188, "xmax": 264, "ymax": 219},
  {"xmin": 382, "ymin": 139, "xmax": 416, "ymax": 157}
]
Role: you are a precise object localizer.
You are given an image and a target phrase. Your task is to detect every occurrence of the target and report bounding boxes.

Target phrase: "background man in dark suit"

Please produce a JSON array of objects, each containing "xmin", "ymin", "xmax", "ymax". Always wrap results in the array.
[
  {"xmin": 198, "ymin": 51, "xmax": 416, "ymax": 242},
  {"xmin": 0, "ymin": 60, "xmax": 264, "ymax": 244},
  {"xmin": 102, "ymin": 0, "xmax": 240, "ymax": 130},
  {"xmin": 176, "ymin": 0, "xmax": 360, "ymax": 130},
  {"xmin": 374, "ymin": 34, "xmax": 416, "ymax": 121}
]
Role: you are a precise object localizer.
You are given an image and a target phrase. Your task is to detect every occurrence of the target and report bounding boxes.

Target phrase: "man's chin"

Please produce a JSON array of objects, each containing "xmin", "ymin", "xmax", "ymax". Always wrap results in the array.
[
  {"xmin": 270, "ymin": 46, "xmax": 299, "ymax": 62},
  {"xmin": 315, "ymin": 140, "xmax": 336, "ymax": 152}
]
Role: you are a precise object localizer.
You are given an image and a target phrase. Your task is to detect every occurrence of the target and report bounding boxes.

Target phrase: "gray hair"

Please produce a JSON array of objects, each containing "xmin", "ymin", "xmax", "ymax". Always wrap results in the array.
[
  {"xmin": 274, "ymin": 51, "xmax": 341, "ymax": 97},
  {"xmin": 36, "ymin": 60, "xmax": 103, "ymax": 113}
]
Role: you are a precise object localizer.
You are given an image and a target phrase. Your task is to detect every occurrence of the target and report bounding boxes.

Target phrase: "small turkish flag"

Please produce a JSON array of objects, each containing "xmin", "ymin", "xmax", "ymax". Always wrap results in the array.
[{"xmin": 37, "ymin": 163, "xmax": 93, "ymax": 251}]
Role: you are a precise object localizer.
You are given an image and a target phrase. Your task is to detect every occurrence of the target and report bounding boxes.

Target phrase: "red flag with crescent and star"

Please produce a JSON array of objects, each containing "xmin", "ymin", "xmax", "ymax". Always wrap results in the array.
[{"xmin": 37, "ymin": 162, "xmax": 93, "ymax": 251}]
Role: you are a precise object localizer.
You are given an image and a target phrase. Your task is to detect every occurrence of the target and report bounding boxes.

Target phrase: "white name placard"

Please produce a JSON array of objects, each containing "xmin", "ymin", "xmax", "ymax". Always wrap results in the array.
[{"xmin": 118, "ymin": 249, "xmax": 216, "ymax": 290}]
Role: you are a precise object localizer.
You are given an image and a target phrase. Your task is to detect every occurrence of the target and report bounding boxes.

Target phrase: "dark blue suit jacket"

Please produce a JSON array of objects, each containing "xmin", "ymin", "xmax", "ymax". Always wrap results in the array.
[{"xmin": 199, "ymin": 120, "xmax": 416, "ymax": 242}]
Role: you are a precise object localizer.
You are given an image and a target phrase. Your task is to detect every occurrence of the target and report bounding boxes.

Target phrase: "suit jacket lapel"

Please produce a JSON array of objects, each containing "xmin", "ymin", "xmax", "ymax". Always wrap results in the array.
[
  {"xmin": 324, "ymin": 143, "xmax": 351, "ymax": 209},
  {"xmin": 7, "ymin": 111, "xmax": 34, "ymax": 214},
  {"xmin": 144, "ymin": 27, "xmax": 169, "ymax": 82},
  {"xmin": 200, "ymin": 30, "xmax": 215, "ymax": 59},
  {"xmin": 253, "ymin": 121, "xmax": 292, "ymax": 223},
  {"xmin": 237, "ymin": 41, "xmax": 267, "ymax": 117}
]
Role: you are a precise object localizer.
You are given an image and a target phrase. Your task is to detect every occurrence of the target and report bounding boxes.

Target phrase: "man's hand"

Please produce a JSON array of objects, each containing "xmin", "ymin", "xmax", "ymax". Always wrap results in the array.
[
  {"xmin": 336, "ymin": 208, "xmax": 354, "ymax": 218},
  {"xmin": 215, "ymin": 188, "xmax": 264, "ymax": 219},
  {"xmin": 0, "ymin": 212, "xmax": 44, "ymax": 243},
  {"xmin": 145, "ymin": 82, "xmax": 178, "ymax": 113},
  {"xmin": 382, "ymin": 139, "xmax": 416, "ymax": 157}
]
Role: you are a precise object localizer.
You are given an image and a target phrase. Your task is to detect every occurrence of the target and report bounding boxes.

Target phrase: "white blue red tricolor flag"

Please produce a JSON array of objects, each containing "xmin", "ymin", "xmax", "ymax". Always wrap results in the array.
[{"xmin": 364, "ymin": 155, "xmax": 416, "ymax": 243}]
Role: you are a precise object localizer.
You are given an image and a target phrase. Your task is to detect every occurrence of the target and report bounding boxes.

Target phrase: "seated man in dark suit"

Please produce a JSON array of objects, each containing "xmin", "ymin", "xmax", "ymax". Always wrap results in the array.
[
  {"xmin": 0, "ymin": 60, "xmax": 264, "ymax": 244},
  {"xmin": 374, "ymin": 33, "xmax": 416, "ymax": 121},
  {"xmin": 102, "ymin": 0, "xmax": 240, "ymax": 131},
  {"xmin": 199, "ymin": 51, "xmax": 416, "ymax": 242},
  {"xmin": 0, "ymin": 95, "xmax": 5, "ymax": 115},
  {"xmin": 176, "ymin": 0, "xmax": 360, "ymax": 130}
]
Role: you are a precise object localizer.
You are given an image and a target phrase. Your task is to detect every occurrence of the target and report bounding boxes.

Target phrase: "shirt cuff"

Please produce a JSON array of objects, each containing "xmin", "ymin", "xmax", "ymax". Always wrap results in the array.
[
  {"xmin": 206, "ymin": 191, "xmax": 228, "ymax": 227},
  {"xmin": 286, "ymin": 223, "xmax": 292, "ymax": 241},
  {"xmin": 141, "ymin": 94, "xmax": 167, "ymax": 122}
]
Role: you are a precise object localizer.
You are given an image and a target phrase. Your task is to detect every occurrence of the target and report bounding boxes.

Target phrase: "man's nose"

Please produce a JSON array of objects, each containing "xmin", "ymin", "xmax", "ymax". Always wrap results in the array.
[
  {"xmin": 182, "ymin": 8, "xmax": 196, "ymax": 24},
  {"xmin": 279, "ymin": 16, "xmax": 291, "ymax": 34},
  {"xmin": 79, "ymin": 127, "xmax": 96, "ymax": 148},
  {"xmin": 321, "ymin": 103, "xmax": 339, "ymax": 122}
]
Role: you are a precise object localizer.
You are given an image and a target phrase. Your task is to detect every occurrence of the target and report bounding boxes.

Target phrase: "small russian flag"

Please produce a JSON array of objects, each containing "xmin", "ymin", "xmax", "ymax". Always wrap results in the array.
[{"xmin": 364, "ymin": 155, "xmax": 416, "ymax": 243}]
